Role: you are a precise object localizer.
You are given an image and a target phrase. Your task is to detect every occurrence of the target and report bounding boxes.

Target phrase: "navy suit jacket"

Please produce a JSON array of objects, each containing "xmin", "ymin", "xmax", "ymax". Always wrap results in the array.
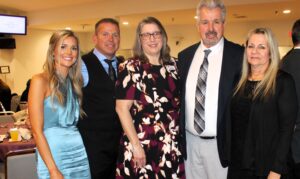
[{"xmin": 177, "ymin": 38, "xmax": 244, "ymax": 167}]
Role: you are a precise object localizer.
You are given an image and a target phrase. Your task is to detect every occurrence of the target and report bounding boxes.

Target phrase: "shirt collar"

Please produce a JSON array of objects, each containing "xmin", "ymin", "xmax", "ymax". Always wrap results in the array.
[
  {"xmin": 93, "ymin": 48, "xmax": 117, "ymax": 62},
  {"xmin": 200, "ymin": 37, "xmax": 224, "ymax": 52}
]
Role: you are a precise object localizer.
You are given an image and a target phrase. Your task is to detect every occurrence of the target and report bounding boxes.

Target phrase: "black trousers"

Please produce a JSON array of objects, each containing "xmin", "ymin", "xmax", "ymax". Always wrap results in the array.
[
  {"xmin": 227, "ymin": 166, "xmax": 291, "ymax": 179},
  {"xmin": 289, "ymin": 161, "xmax": 300, "ymax": 179},
  {"xmin": 79, "ymin": 129, "xmax": 121, "ymax": 179}
]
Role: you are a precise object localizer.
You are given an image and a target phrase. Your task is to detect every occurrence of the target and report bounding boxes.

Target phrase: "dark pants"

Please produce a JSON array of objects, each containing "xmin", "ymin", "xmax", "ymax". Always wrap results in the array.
[
  {"xmin": 79, "ymin": 129, "xmax": 121, "ymax": 179},
  {"xmin": 290, "ymin": 162, "xmax": 300, "ymax": 179},
  {"xmin": 228, "ymin": 166, "xmax": 291, "ymax": 179}
]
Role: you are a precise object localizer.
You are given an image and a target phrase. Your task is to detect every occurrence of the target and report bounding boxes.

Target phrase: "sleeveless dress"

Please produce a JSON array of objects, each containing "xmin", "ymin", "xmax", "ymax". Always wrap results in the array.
[
  {"xmin": 115, "ymin": 58, "xmax": 185, "ymax": 179},
  {"xmin": 36, "ymin": 79, "xmax": 91, "ymax": 179}
]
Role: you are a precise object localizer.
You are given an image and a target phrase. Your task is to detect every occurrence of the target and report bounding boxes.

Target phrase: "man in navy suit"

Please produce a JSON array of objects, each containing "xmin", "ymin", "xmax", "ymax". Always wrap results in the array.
[
  {"xmin": 281, "ymin": 19, "xmax": 300, "ymax": 179},
  {"xmin": 177, "ymin": 0, "xmax": 243, "ymax": 178},
  {"xmin": 77, "ymin": 18, "xmax": 122, "ymax": 179}
]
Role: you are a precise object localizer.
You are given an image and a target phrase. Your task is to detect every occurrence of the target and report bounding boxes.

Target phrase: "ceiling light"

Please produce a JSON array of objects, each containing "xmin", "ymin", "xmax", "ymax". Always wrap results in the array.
[
  {"xmin": 283, "ymin": 9, "xmax": 291, "ymax": 14},
  {"xmin": 122, "ymin": 22, "xmax": 129, "ymax": 25},
  {"xmin": 194, "ymin": 16, "xmax": 198, "ymax": 19},
  {"xmin": 65, "ymin": 27, "xmax": 71, "ymax": 30}
]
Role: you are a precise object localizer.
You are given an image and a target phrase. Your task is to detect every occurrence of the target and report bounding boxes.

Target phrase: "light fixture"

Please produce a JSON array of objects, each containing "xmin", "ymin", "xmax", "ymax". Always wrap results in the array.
[
  {"xmin": 122, "ymin": 21, "xmax": 129, "ymax": 25},
  {"xmin": 283, "ymin": 9, "xmax": 291, "ymax": 14},
  {"xmin": 65, "ymin": 27, "xmax": 71, "ymax": 30},
  {"xmin": 194, "ymin": 16, "xmax": 198, "ymax": 19}
]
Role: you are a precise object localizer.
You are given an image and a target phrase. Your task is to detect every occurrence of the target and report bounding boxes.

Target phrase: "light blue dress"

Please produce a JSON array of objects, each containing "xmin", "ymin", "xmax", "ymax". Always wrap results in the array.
[{"xmin": 36, "ymin": 80, "xmax": 90, "ymax": 179}]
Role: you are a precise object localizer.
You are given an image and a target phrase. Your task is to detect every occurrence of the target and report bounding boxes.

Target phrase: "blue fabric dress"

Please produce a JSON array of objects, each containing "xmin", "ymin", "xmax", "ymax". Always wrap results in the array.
[{"xmin": 36, "ymin": 80, "xmax": 91, "ymax": 179}]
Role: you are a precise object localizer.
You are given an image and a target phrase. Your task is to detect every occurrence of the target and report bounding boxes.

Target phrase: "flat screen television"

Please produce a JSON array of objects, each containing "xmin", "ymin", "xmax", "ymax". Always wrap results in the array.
[{"xmin": 0, "ymin": 14, "xmax": 27, "ymax": 35}]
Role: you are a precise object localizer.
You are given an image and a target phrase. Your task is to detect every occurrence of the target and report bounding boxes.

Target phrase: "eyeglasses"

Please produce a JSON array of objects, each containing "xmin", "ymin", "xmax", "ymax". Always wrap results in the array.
[{"xmin": 140, "ymin": 31, "xmax": 162, "ymax": 40}]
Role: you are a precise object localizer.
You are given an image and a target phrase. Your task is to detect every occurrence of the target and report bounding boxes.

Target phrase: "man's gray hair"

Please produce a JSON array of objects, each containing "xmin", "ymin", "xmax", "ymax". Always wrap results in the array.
[{"xmin": 196, "ymin": 0, "xmax": 226, "ymax": 23}]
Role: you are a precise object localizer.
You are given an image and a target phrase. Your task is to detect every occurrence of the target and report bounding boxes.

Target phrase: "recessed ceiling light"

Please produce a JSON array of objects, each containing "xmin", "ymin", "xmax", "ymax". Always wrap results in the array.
[
  {"xmin": 194, "ymin": 16, "xmax": 198, "ymax": 19},
  {"xmin": 122, "ymin": 22, "xmax": 129, "ymax": 25},
  {"xmin": 283, "ymin": 9, "xmax": 291, "ymax": 14},
  {"xmin": 65, "ymin": 27, "xmax": 71, "ymax": 30}
]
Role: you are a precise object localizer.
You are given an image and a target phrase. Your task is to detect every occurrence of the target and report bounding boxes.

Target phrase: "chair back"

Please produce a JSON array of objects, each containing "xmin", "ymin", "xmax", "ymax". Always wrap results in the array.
[
  {"xmin": 10, "ymin": 95, "xmax": 21, "ymax": 112},
  {"xmin": 0, "ymin": 111, "xmax": 15, "ymax": 123},
  {"xmin": 5, "ymin": 148, "xmax": 37, "ymax": 179}
]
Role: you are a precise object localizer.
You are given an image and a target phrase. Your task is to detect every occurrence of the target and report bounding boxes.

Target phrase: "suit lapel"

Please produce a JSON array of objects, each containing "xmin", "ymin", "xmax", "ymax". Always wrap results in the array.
[{"xmin": 217, "ymin": 39, "xmax": 240, "ymax": 128}]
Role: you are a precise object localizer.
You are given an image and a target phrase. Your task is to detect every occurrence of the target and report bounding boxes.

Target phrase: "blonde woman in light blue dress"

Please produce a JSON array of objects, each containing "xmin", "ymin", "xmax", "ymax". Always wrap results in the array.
[{"xmin": 28, "ymin": 30, "xmax": 90, "ymax": 179}]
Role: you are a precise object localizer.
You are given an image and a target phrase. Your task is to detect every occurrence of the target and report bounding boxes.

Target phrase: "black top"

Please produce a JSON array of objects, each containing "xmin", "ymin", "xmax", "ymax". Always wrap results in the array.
[
  {"xmin": 231, "ymin": 80, "xmax": 258, "ymax": 169},
  {"xmin": 225, "ymin": 71, "xmax": 298, "ymax": 176}
]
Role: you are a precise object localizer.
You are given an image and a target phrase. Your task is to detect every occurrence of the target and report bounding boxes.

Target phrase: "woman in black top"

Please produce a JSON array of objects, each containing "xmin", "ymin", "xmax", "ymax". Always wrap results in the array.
[{"xmin": 226, "ymin": 28, "xmax": 297, "ymax": 179}]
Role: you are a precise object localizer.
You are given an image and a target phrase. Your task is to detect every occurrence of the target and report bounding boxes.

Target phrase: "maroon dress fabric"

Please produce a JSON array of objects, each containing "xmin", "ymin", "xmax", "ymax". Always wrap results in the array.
[{"xmin": 115, "ymin": 58, "xmax": 185, "ymax": 178}]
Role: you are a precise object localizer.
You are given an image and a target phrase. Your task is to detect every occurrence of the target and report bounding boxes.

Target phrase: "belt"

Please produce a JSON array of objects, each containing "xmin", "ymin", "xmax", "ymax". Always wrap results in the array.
[{"xmin": 200, "ymin": 136, "xmax": 216, "ymax": 140}]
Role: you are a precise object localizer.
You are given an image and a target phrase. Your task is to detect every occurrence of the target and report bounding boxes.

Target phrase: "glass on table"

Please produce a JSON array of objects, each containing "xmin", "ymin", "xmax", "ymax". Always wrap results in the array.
[{"xmin": 9, "ymin": 128, "xmax": 19, "ymax": 141}]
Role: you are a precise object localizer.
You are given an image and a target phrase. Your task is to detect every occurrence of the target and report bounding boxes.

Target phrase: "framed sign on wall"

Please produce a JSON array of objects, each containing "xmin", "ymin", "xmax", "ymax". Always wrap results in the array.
[{"xmin": 0, "ymin": 66, "xmax": 10, "ymax": 74}]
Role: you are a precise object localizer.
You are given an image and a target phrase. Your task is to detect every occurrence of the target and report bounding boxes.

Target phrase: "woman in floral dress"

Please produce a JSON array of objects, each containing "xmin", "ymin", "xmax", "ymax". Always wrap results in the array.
[{"xmin": 115, "ymin": 17, "xmax": 185, "ymax": 179}]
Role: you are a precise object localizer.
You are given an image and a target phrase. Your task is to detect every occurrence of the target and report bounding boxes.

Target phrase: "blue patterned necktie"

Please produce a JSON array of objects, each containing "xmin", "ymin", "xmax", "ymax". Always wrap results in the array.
[
  {"xmin": 194, "ymin": 49, "xmax": 211, "ymax": 134},
  {"xmin": 104, "ymin": 59, "xmax": 116, "ymax": 82}
]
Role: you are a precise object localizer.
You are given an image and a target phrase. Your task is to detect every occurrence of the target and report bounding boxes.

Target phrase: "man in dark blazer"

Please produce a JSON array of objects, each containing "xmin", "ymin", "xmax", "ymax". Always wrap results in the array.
[
  {"xmin": 0, "ymin": 79, "xmax": 11, "ymax": 111},
  {"xmin": 281, "ymin": 18, "xmax": 300, "ymax": 179},
  {"xmin": 77, "ymin": 18, "xmax": 122, "ymax": 179},
  {"xmin": 177, "ymin": 0, "xmax": 243, "ymax": 178}
]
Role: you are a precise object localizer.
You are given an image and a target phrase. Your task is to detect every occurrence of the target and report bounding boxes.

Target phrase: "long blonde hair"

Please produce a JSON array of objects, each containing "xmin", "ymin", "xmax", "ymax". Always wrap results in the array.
[
  {"xmin": 234, "ymin": 28, "xmax": 280, "ymax": 99},
  {"xmin": 43, "ymin": 30, "xmax": 84, "ymax": 116}
]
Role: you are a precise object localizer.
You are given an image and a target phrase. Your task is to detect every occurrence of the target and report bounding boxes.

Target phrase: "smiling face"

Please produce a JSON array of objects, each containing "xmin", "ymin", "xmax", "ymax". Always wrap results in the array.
[
  {"xmin": 197, "ymin": 7, "xmax": 224, "ymax": 48},
  {"xmin": 140, "ymin": 23, "xmax": 163, "ymax": 59},
  {"xmin": 246, "ymin": 33, "xmax": 270, "ymax": 70},
  {"xmin": 93, "ymin": 22, "xmax": 120, "ymax": 59},
  {"xmin": 54, "ymin": 36, "xmax": 78, "ymax": 75}
]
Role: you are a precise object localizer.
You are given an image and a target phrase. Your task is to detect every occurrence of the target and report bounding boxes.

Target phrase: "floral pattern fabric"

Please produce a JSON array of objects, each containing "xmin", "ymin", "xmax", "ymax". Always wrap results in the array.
[{"xmin": 115, "ymin": 58, "xmax": 185, "ymax": 179}]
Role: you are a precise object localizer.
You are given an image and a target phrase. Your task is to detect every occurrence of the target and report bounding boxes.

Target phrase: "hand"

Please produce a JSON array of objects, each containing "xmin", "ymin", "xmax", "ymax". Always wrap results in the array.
[
  {"xmin": 50, "ymin": 169, "xmax": 64, "ymax": 179},
  {"xmin": 267, "ymin": 171, "xmax": 281, "ymax": 179},
  {"xmin": 132, "ymin": 144, "xmax": 146, "ymax": 168}
]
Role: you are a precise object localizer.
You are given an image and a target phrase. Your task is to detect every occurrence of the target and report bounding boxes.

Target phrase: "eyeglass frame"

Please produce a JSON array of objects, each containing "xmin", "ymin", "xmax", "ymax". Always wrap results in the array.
[{"xmin": 139, "ymin": 31, "xmax": 162, "ymax": 40}]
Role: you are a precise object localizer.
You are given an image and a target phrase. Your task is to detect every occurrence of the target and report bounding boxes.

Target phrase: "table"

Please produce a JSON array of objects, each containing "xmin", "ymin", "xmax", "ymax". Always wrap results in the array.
[{"xmin": 0, "ymin": 122, "xmax": 35, "ymax": 162}]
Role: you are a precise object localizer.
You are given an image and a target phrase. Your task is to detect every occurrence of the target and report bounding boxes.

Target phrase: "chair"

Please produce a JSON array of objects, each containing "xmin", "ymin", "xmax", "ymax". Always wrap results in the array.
[
  {"xmin": 0, "ymin": 162, "xmax": 4, "ymax": 179},
  {"xmin": 5, "ymin": 148, "xmax": 37, "ymax": 179},
  {"xmin": 0, "ymin": 111, "xmax": 15, "ymax": 123},
  {"xmin": 10, "ymin": 95, "xmax": 21, "ymax": 112}
]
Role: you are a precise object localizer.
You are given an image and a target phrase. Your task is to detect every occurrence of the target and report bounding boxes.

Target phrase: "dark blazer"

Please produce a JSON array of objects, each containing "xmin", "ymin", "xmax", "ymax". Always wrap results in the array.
[
  {"xmin": 77, "ymin": 50, "xmax": 122, "ymax": 179},
  {"xmin": 226, "ymin": 71, "xmax": 298, "ymax": 176},
  {"xmin": 281, "ymin": 48, "xmax": 300, "ymax": 163},
  {"xmin": 177, "ymin": 38, "xmax": 244, "ymax": 167},
  {"xmin": 0, "ymin": 81, "xmax": 11, "ymax": 111}
]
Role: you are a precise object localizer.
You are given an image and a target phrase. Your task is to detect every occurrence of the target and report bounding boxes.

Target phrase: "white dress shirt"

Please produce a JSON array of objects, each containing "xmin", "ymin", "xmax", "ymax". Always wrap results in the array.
[{"xmin": 185, "ymin": 38, "xmax": 224, "ymax": 136}]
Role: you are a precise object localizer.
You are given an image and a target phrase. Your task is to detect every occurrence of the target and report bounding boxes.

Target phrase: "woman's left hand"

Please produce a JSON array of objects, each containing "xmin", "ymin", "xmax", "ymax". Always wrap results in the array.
[
  {"xmin": 132, "ymin": 144, "xmax": 146, "ymax": 168},
  {"xmin": 267, "ymin": 171, "xmax": 281, "ymax": 179}
]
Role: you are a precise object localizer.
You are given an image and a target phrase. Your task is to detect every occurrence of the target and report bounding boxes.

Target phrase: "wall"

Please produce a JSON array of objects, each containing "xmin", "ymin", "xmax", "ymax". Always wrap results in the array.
[
  {"xmin": 118, "ymin": 19, "xmax": 294, "ymax": 58},
  {"xmin": 0, "ymin": 29, "xmax": 90, "ymax": 94},
  {"xmin": 0, "ymin": 19, "xmax": 295, "ymax": 94}
]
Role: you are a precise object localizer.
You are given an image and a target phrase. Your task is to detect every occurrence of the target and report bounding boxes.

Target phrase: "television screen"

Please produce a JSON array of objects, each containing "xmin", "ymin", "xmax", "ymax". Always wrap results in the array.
[{"xmin": 0, "ymin": 14, "xmax": 27, "ymax": 35}]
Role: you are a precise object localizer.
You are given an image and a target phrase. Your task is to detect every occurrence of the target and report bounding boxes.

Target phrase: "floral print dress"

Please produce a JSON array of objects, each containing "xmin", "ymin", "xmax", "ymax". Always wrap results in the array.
[{"xmin": 115, "ymin": 58, "xmax": 185, "ymax": 179}]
